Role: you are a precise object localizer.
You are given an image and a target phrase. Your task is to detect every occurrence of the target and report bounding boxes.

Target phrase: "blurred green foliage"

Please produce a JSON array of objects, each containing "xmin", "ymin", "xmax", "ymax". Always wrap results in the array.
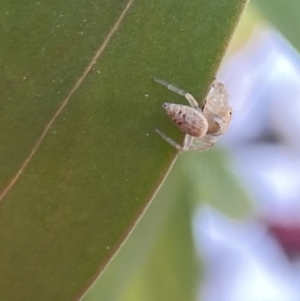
[{"xmin": 253, "ymin": 0, "xmax": 300, "ymax": 51}]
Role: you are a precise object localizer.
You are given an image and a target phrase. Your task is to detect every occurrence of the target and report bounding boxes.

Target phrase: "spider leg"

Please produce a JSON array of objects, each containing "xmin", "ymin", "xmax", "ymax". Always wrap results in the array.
[
  {"xmin": 152, "ymin": 77, "xmax": 199, "ymax": 109},
  {"xmin": 184, "ymin": 93, "xmax": 200, "ymax": 109},
  {"xmin": 182, "ymin": 134, "xmax": 193, "ymax": 150},
  {"xmin": 190, "ymin": 136, "xmax": 216, "ymax": 152},
  {"xmin": 152, "ymin": 77, "xmax": 188, "ymax": 96},
  {"xmin": 155, "ymin": 129, "xmax": 192, "ymax": 151}
]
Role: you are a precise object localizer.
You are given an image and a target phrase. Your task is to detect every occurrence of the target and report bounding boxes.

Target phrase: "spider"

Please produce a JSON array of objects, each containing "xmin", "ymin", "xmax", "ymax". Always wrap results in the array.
[{"xmin": 153, "ymin": 77, "xmax": 232, "ymax": 151}]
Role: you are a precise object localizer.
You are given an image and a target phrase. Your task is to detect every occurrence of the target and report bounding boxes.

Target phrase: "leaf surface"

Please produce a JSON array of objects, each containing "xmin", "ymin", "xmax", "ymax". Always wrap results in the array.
[{"xmin": 0, "ymin": 0, "xmax": 248, "ymax": 300}]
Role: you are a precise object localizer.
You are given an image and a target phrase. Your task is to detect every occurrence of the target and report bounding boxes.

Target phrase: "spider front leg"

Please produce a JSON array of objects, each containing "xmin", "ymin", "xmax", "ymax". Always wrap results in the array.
[
  {"xmin": 152, "ymin": 77, "xmax": 200, "ymax": 109},
  {"xmin": 155, "ymin": 129, "xmax": 193, "ymax": 151}
]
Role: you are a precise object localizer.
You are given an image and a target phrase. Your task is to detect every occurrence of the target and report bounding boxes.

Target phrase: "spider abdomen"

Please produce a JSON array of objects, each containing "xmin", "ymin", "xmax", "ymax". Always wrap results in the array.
[{"xmin": 163, "ymin": 103, "xmax": 208, "ymax": 137}]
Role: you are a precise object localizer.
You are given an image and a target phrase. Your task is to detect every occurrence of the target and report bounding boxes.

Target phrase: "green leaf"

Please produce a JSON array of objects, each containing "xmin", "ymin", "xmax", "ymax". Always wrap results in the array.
[
  {"xmin": 0, "ymin": 0, "xmax": 248, "ymax": 300},
  {"xmin": 84, "ymin": 151, "xmax": 250, "ymax": 301},
  {"xmin": 83, "ymin": 157, "xmax": 199, "ymax": 301}
]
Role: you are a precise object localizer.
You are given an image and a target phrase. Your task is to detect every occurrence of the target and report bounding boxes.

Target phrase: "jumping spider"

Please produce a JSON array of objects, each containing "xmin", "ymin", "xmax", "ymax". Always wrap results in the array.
[{"xmin": 153, "ymin": 77, "xmax": 232, "ymax": 151}]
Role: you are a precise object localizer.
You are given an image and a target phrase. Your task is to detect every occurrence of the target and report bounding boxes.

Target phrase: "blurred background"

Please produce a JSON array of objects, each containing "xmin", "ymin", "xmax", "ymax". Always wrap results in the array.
[{"xmin": 83, "ymin": 1, "xmax": 300, "ymax": 300}]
